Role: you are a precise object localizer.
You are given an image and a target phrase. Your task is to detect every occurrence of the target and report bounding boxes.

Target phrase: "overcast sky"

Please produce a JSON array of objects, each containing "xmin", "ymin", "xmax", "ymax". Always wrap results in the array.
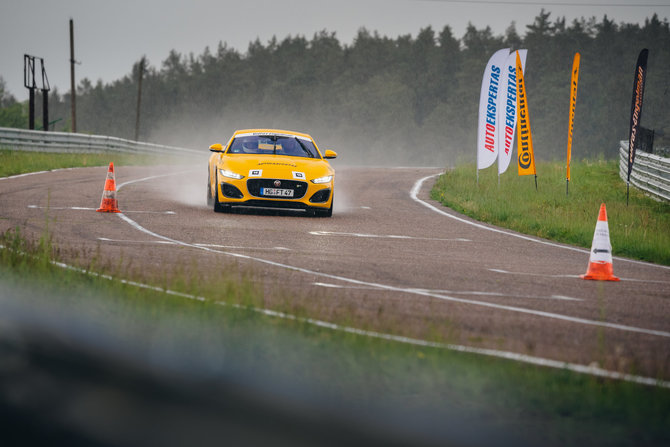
[{"xmin": 1, "ymin": 0, "xmax": 668, "ymax": 100}]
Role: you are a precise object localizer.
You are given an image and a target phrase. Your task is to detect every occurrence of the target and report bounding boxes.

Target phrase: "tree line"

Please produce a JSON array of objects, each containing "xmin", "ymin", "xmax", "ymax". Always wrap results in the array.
[{"xmin": 1, "ymin": 10, "xmax": 669, "ymax": 166}]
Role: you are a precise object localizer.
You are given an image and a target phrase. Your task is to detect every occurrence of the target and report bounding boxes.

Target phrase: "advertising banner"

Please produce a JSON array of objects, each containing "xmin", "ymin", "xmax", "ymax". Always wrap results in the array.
[
  {"xmin": 566, "ymin": 52, "xmax": 580, "ymax": 184},
  {"xmin": 627, "ymin": 49, "xmax": 649, "ymax": 183},
  {"xmin": 497, "ymin": 49, "xmax": 527, "ymax": 175},
  {"xmin": 516, "ymin": 51, "xmax": 536, "ymax": 177},
  {"xmin": 477, "ymin": 48, "xmax": 510, "ymax": 171}
]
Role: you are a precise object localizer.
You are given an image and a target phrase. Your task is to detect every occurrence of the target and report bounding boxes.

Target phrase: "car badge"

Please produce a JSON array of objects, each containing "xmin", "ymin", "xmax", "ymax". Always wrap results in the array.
[{"xmin": 274, "ymin": 180, "xmax": 281, "ymax": 187}]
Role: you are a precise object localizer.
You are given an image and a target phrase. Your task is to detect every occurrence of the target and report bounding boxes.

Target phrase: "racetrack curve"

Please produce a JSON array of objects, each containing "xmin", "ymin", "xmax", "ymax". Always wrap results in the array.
[{"xmin": 1, "ymin": 163, "xmax": 669, "ymax": 381}]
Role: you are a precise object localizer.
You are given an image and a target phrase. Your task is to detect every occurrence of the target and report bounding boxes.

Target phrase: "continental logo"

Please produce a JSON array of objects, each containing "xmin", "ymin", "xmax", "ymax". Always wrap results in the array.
[
  {"xmin": 566, "ymin": 53, "xmax": 580, "ymax": 181},
  {"xmin": 515, "ymin": 51, "xmax": 535, "ymax": 176},
  {"xmin": 517, "ymin": 70, "xmax": 532, "ymax": 170},
  {"xmin": 567, "ymin": 65, "xmax": 579, "ymax": 151}
]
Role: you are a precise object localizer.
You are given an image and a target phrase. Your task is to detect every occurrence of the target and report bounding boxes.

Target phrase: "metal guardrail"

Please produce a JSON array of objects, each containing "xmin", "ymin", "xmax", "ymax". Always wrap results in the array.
[
  {"xmin": 619, "ymin": 140, "xmax": 670, "ymax": 202},
  {"xmin": 0, "ymin": 127, "xmax": 202, "ymax": 156}
]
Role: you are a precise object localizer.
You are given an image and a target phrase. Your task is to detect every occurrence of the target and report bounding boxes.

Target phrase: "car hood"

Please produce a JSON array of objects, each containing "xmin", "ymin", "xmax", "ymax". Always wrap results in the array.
[{"xmin": 218, "ymin": 154, "xmax": 333, "ymax": 180}]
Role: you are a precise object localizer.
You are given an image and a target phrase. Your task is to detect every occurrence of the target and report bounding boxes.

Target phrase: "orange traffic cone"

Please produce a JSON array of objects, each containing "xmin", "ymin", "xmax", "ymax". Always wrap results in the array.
[
  {"xmin": 581, "ymin": 203, "xmax": 619, "ymax": 281},
  {"xmin": 97, "ymin": 162, "xmax": 121, "ymax": 213}
]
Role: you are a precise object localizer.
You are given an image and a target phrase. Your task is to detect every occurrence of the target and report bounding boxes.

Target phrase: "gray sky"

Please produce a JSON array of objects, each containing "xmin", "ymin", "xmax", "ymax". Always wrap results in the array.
[{"xmin": 1, "ymin": 0, "xmax": 668, "ymax": 100}]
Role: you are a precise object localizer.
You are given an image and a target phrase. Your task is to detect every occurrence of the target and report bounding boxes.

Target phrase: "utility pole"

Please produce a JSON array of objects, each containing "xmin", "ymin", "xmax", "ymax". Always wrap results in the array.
[
  {"xmin": 134, "ymin": 56, "xmax": 145, "ymax": 141},
  {"xmin": 69, "ymin": 18, "xmax": 77, "ymax": 133}
]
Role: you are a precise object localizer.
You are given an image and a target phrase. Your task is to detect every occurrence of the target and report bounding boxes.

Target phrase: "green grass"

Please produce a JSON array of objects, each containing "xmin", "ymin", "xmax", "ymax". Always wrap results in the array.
[
  {"xmin": 1, "ymin": 226, "xmax": 669, "ymax": 445},
  {"xmin": 0, "ymin": 148, "xmax": 184, "ymax": 178},
  {"xmin": 431, "ymin": 159, "xmax": 670, "ymax": 265}
]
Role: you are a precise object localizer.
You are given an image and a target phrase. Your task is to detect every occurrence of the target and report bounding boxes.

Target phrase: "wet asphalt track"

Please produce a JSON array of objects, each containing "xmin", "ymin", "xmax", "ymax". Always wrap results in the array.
[{"xmin": 1, "ymin": 164, "xmax": 669, "ymax": 381}]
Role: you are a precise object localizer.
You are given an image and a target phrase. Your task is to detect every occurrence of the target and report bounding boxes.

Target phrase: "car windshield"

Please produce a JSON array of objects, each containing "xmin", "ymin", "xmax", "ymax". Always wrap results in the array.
[{"xmin": 228, "ymin": 135, "xmax": 320, "ymax": 158}]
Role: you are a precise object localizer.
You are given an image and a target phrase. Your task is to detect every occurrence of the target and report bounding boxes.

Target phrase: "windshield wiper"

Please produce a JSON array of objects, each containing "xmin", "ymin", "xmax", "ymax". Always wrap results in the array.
[{"xmin": 295, "ymin": 138, "xmax": 314, "ymax": 158}]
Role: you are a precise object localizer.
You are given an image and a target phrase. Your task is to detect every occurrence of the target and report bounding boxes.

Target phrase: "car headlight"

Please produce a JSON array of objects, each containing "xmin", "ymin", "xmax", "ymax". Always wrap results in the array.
[
  {"xmin": 311, "ymin": 175, "xmax": 333, "ymax": 184},
  {"xmin": 219, "ymin": 169, "xmax": 245, "ymax": 180}
]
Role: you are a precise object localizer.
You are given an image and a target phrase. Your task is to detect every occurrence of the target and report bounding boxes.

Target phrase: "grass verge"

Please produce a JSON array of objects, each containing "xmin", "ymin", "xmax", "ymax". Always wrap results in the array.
[
  {"xmin": 1, "ymin": 227, "xmax": 669, "ymax": 446},
  {"xmin": 0, "ymin": 148, "xmax": 188, "ymax": 178},
  {"xmin": 431, "ymin": 159, "xmax": 670, "ymax": 265}
]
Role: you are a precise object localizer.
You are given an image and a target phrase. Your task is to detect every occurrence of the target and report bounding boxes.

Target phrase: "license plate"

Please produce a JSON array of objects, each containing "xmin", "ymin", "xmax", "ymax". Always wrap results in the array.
[{"xmin": 261, "ymin": 187, "xmax": 294, "ymax": 197}]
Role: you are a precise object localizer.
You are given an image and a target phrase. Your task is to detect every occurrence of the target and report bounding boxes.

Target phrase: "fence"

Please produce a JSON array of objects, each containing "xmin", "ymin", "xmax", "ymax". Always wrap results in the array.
[
  {"xmin": 0, "ymin": 127, "xmax": 202, "ymax": 156},
  {"xmin": 619, "ymin": 140, "xmax": 670, "ymax": 202}
]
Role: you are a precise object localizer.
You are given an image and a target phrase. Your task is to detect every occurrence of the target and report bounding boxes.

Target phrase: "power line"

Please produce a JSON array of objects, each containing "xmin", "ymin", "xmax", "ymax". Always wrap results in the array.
[{"xmin": 416, "ymin": 0, "xmax": 670, "ymax": 7}]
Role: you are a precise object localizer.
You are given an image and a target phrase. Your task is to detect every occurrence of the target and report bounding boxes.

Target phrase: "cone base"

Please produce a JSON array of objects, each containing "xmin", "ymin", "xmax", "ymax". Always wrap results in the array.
[
  {"xmin": 580, "ymin": 274, "xmax": 620, "ymax": 281},
  {"xmin": 580, "ymin": 262, "xmax": 620, "ymax": 281},
  {"xmin": 97, "ymin": 198, "xmax": 120, "ymax": 213}
]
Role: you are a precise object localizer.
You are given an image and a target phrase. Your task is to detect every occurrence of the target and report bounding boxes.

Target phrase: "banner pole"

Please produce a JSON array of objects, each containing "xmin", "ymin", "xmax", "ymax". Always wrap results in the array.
[
  {"xmin": 566, "ymin": 179, "xmax": 569, "ymax": 196},
  {"xmin": 627, "ymin": 182, "xmax": 630, "ymax": 206},
  {"xmin": 534, "ymin": 174, "xmax": 538, "ymax": 192}
]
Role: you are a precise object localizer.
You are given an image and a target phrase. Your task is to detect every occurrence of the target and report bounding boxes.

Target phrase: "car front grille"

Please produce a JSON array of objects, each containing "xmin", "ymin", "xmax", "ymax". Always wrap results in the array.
[{"xmin": 246, "ymin": 179, "xmax": 308, "ymax": 199}]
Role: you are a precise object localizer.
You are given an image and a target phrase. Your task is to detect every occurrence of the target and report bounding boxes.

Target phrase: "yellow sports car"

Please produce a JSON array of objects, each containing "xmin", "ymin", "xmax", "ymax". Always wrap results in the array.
[{"xmin": 207, "ymin": 129, "xmax": 337, "ymax": 217}]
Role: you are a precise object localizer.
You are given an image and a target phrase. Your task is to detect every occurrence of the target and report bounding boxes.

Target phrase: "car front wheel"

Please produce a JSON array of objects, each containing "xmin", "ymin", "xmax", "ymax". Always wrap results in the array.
[
  {"xmin": 206, "ymin": 171, "xmax": 214, "ymax": 207},
  {"xmin": 212, "ymin": 173, "xmax": 226, "ymax": 213},
  {"xmin": 311, "ymin": 196, "xmax": 333, "ymax": 217}
]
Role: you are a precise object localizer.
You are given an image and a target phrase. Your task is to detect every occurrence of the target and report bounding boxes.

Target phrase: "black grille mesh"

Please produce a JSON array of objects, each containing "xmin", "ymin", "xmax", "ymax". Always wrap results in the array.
[{"xmin": 247, "ymin": 179, "xmax": 308, "ymax": 199}]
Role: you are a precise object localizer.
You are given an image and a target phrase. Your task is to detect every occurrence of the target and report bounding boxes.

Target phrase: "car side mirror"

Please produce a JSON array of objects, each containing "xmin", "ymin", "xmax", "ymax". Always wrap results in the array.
[
  {"xmin": 209, "ymin": 143, "xmax": 224, "ymax": 152},
  {"xmin": 323, "ymin": 149, "xmax": 337, "ymax": 159}
]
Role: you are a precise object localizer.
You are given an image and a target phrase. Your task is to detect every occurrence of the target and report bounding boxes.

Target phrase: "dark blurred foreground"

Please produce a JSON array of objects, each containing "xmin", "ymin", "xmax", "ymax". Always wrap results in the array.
[{"xmin": 0, "ymin": 277, "xmax": 524, "ymax": 447}]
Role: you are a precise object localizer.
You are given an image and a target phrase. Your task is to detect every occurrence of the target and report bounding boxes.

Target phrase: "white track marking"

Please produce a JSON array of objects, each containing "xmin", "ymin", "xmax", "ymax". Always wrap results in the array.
[
  {"xmin": 551, "ymin": 295, "xmax": 582, "ymax": 301},
  {"xmin": 313, "ymin": 282, "xmax": 379, "ymax": 290},
  {"xmin": 29, "ymin": 205, "xmax": 97, "ymax": 211},
  {"xmin": 194, "ymin": 243, "xmax": 290, "ymax": 251},
  {"xmin": 114, "ymin": 211, "xmax": 670, "ymax": 338},
  {"xmin": 314, "ymin": 282, "xmax": 583, "ymax": 301},
  {"xmin": 489, "ymin": 268, "xmax": 581, "ymax": 279},
  {"xmin": 411, "ymin": 174, "xmax": 670, "ymax": 271},
  {"xmin": 309, "ymin": 230, "xmax": 470, "ymax": 242},
  {"xmin": 116, "ymin": 169, "xmax": 198, "ymax": 191},
  {"xmin": 0, "ymin": 167, "xmax": 77, "ymax": 180},
  {"xmin": 96, "ymin": 237, "xmax": 290, "ymax": 251},
  {"xmin": 98, "ymin": 237, "xmax": 176, "ymax": 245},
  {"xmin": 218, "ymin": 305, "xmax": 670, "ymax": 389},
  {"xmin": 407, "ymin": 288, "xmax": 583, "ymax": 302},
  {"xmin": 38, "ymin": 254, "xmax": 669, "ymax": 389},
  {"xmin": 0, "ymin": 167, "xmax": 196, "ymax": 184},
  {"xmin": 490, "ymin": 268, "xmax": 670, "ymax": 285},
  {"xmin": 29, "ymin": 205, "xmax": 175, "ymax": 214}
]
